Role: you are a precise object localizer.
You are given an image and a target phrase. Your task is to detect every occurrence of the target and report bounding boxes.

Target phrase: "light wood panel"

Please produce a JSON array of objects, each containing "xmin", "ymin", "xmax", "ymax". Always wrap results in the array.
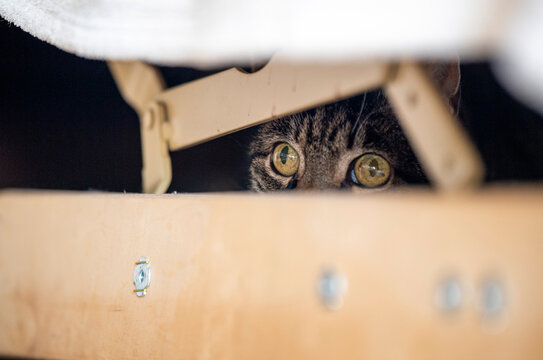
[
  {"xmin": 1, "ymin": 188, "xmax": 543, "ymax": 359},
  {"xmin": 386, "ymin": 62, "xmax": 484, "ymax": 190},
  {"xmin": 158, "ymin": 59, "xmax": 390, "ymax": 150},
  {"xmin": 108, "ymin": 61, "xmax": 165, "ymax": 116},
  {"xmin": 108, "ymin": 62, "xmax": 171, "ymax": 193}
]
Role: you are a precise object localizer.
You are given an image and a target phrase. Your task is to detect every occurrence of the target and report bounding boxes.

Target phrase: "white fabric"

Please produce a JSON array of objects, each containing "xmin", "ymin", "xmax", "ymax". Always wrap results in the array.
[
  {"xmin": 0, "ymin": 0, "xmax": 517, "ymax": 66},
  {"xmin": 494, "ymin": 0, "xmax": 543, "ymax": 114},
  {"xmin": 1, "ymin": 0, "xmax": 543, "ymax": 113}
]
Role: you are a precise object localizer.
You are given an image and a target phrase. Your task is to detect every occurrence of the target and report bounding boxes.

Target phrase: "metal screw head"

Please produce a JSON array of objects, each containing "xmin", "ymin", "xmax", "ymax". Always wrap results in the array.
[
  {"xmin": 318, "ymin": 269, "xmax": 348, "ymax": 310},
  {"xmin": 479, "ymin": 278, "xmax": 509, "ymax": 334},
  {"xmin": 133, "ymin": 257, "xmax": 151, "ymax": 297},
  {"xmin": 435, "ymin": 277, "xmax": 463, "ymax": 312},
  {"xmin": 480, "ymin": 279, "xmax": 505, "ymax": 317}
]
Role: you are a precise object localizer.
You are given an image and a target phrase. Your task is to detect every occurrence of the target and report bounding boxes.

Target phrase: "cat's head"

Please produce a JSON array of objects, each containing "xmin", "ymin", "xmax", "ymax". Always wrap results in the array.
[{"xmin": 248, "ymin": 63, "xmax": 460, "ymax": 192}]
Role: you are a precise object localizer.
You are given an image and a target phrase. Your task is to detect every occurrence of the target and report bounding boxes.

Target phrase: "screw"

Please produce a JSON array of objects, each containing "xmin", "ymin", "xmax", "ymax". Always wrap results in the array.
[
  {"xmin": 479, "ymin": 278, "xmax": 509, "ymax": 334},
  {"xmin": 318, "ymin": 269, "xmax": 348, "ymax": 310},
  {"xmin": 480, "ymin": 279, "xmax": 504, "ymax": 317},
  {"xmin": 435, "ymin": 277, "xmax": 463, "ymax": 312},
  {"xmin": 133, "ymin": 256, "xmax": 151, "ymax": 297},
  {"xmin": 138, "ymin": 270, "xmax": 145, "ymax": 283}
]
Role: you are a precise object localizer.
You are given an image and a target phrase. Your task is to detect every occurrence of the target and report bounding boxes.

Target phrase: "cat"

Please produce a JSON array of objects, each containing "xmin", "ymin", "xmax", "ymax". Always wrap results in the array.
[{"xmin": 248, "ymin": 63, "xmax": 460, "ymax": 192}]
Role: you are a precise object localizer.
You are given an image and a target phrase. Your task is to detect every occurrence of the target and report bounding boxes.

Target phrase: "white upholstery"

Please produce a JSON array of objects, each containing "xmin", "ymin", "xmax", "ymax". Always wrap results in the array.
[{"xmin": 1, "ymin": 0, "xmax": 542, "ymax": 113}]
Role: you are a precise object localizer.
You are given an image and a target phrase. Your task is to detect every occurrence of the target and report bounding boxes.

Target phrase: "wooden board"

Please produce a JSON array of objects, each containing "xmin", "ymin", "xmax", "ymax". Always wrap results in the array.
[
  {"xmin": 157, "ymin": 59, "xmax": 389, "ymax": 150},
  {"xmin": 385, "ymin": 62, "xmax": 484, "ymax": 190},
  {"xmin": 1, "ymin": 188, "xmax": 543, "ymax": 359}
]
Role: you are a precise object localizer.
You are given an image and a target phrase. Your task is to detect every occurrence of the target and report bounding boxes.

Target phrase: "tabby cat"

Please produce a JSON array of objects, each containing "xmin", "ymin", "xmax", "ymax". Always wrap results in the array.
[{"xmin": 248, "ymin": 63, "xmax": 460, "ymax": 192}]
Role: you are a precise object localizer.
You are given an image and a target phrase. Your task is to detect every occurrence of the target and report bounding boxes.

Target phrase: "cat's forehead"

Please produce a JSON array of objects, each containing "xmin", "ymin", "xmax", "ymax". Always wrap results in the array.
[
  {"xmin": 259, "ymin": 103, "xmax": 365, "ymax": 151},
  {"xmin": 248, "ymin": 91, "xmax": 428, "ymax": 192},
  {"xmin": 252, "ymin": 91, "xmax": 402, "ymax": 159}
]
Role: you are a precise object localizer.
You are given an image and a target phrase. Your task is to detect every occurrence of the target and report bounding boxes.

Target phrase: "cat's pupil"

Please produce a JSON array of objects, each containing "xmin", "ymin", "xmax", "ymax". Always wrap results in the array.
[
  {"xmin": 368, "ymin": 158, "xmax": 379, "ymax": 177},
  {"xmin": 280, "ymin": 146, "xmax": 289, "ymax": 165}
]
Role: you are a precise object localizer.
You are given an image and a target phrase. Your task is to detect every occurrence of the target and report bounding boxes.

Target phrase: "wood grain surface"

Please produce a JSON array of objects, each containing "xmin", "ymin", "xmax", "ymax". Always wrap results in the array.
[{"xmin": 1, "ymin": 188, "xmax": 543, "ymax": 359}]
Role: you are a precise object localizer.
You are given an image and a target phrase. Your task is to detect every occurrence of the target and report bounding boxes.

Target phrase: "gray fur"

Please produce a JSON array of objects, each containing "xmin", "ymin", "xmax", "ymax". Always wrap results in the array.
[
  {"xmin": 248, "ymin": 92, "xmax": 426, "ymax": 192},
  {"xmin": 248, "ymin": 63, "xmax": 461, "ymax": 192}
]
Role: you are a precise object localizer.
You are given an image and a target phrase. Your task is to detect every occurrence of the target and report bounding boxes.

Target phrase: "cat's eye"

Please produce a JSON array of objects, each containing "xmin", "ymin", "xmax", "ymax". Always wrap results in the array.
[
  {"xmin": 352, "ymin": 154, "xmax": 391, "ymax": 188},
  {"xmin": 271, "ymin": 143, "xmax": 300, "ymax": 176}
]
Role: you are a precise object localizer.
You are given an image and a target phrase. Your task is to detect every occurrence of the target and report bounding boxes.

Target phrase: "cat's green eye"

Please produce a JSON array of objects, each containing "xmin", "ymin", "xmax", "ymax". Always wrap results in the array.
[
  {"xmin": 353, "ymin": 154, "xmax": 391, "ymax": 188},
  {"xmin": 272, "ymin": 143, "xmax": 300, "ymax": 176}
]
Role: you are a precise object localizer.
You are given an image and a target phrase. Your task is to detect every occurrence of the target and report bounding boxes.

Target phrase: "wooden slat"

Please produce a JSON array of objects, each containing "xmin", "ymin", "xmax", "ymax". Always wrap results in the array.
[
  {"xmin": 108, "ymin": 61, "xmax": 165, "ymax": 116},
  {"xmin": 108, "ymin": 62, "xmax": 171, "ymax": 194},
  {"xmin": 385, "ymin": 63, "xmax": 484, "ymax": 190},
  {"xmin": 158, "ymin": 59, "xmax": 390, "ymax": 150},
  {"xmin": 1, "ymin": 188, "xmax": 543, "ymax": 359}
]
